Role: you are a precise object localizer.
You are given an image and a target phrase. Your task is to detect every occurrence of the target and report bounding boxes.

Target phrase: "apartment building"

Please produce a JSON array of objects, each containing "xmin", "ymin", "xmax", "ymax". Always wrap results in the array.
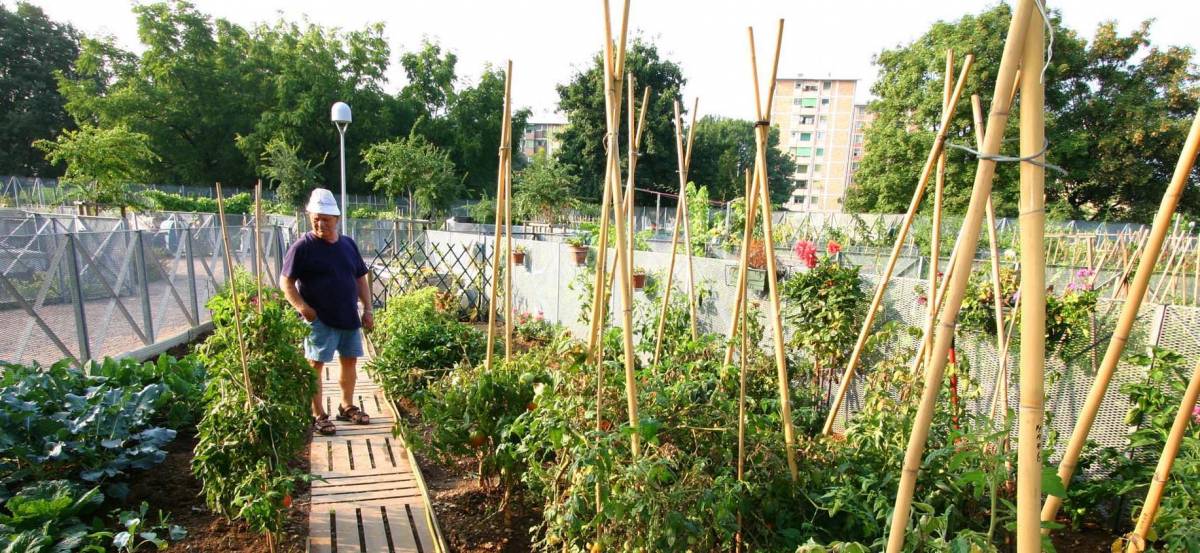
[
  {"xmin": 771, "ymin": 77, "xmax": 873, "ymax": 212},
  {"xmin": 519, "ymin": 119, "xmax": 567, "ymax": 160}
]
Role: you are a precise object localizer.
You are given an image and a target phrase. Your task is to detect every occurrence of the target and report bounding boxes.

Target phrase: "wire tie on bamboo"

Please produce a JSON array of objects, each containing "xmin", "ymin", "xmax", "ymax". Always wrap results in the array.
[{"xmin": 945, "ymin": 138, "xmax": 1067, "ymax": 174}]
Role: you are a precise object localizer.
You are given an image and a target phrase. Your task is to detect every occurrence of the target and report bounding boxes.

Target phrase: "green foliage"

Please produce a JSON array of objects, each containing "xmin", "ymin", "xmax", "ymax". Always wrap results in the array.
[
  {"xmin": 846, "ymin": 4, "xmax": 1200, "ymax": 220},
  {"xmin": 192, "ymin": 272, "xmax": 315, "ymax": 535},
  {"xmin": 33, "ymin": 124, "xmax": 158, "ymax": 209},
  {"xmin": 513, "ymin": 152, "xmax": 581, "ymax": 224},
  {"xmin": 0, "ymin": 2, "xmax": 80, "ymax": 177},
  {"xmin": 957, "ymin": 266, "xmax": 1097, "ymax": 359},
  {"xmin": 685, "ymin": 182, "xmax": 715, "ymax": 256},
  {"xmin": 469, "ymin": 195, "xmax": 497, "ymax": 224},
  {"xmin": 258, "ymin": 136, "xmax": 325, "ymax": 208},
  {"xmin": 366, "ymin": 288, "xmax": 486, "ymax": 402},
  {"xmin": 687, "ymin": 116, "xmax": 796, "ymax": 203},
  {"xmin": 141, "ymin": 189, "xmax": 252, "ymax": 214},
  {"xmin": 556, "ymin": 38, "xmax": 686, "ymax": 200},
  {"xmin": 363, "ymin": 127, "xmax": 460, "ymax": 218},
  {"xmin": 0, "ymin": 480, "xmax": 105, "ymax": 552}
]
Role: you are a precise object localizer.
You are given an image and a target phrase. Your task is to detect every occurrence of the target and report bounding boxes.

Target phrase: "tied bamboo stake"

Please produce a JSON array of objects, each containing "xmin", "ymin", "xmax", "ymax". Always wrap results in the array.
[
  {"xmin": 214, "ymin": 182, "xmax": 255, "ymax": 407},
  {"xmin": 598, "ymin": 0, "xmax": 640, "ymax": 456},
  {"xmin": 1042, "ymin": 107, "xmax": 1200, "ymax": 529},
  {"xmin": 746, "ymin": 20, "xmax": 798, "ymax": 481},
  {"xmin": 603, "ymin": 80, "xmax": 651, "ymax": 328},
  {"xmin": 972, "ymin": 94, "xmax": 1011, "ymax": 422},
  {"xmin": 652, "ymin": 98, "xmax": 699, "ymax": 364},
  {"xmin": 720, "ymin": 144, "xmax": 764, "ymax": 368},
  {"xmin": 253, "ymin": 181, "xmax": 265, "ymax": 313},
  {"xmin": 885, "ymin": 1, "xmax": 1035, "ymax": 550},
  {"xmin": 1016, "ymin": 11, "xmax": 1047, "ymax": 551},
  {"xmin": 924, "ymin": 49, "xmax": 954, "ymax": 367},
  {"xmin": 504, "ymin": 111, "xmax": 515, "ymax": 362},
  {"xmin": 1125, "ymin": 356, "xmax": 1200, "ymax": 551},
  {"xmin": 485, "ymin": 61, "xmax": 514, "ymax": 371},
  {"xmin": 821, "ymin": 53, "xmax": 976, "ymax": 436},
  {"xmin": 735, "ymin": 185, "xmax": 751, "ymax": 552}
]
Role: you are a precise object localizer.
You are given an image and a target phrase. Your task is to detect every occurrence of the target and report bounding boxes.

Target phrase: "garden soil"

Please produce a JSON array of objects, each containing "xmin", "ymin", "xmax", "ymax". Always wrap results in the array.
[{"xmin": 128, "ymin": 431, "xmax": 311, "ymax": 552}]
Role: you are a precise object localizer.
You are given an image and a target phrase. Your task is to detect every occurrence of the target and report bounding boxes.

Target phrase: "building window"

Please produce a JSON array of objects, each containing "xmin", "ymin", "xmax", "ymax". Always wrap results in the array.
[
  {"xmin": 799, "ymin": 132, "xmax": 812, "ymax": 142},
  {"xmin": 822, "ymin": 81, "xmax": 832, "ymax": 90},
  {"xmin": 797, "ymin": 164, "xmax": 809, "ymax": 173},
  {"xmin": 802, "ymin": 83, "xmax": 818, "ymax": 92},
  {"xmin": 815, "ymin": 148, "xmax": 825, "ymax": 157},
  {"xmin": 851, "ymin": 162, "xmax": 861, "ymax": 171},
  {"xmin": 821, "ymin": 98, "xmax": 830, "ymax": 106},
  {"xmin": 853, "ymin": 133, "xmax": 863, "ymax": 144},
  {"xmin": 798, "ymin": 115, "xmax": 815, "ymax": 125},
  {"xmin": 815, "ymin": 131, "xmax": 826, "ymax": 141},
  {"xmin": 794, "ymin": 179, "xmax": 808, "ymax": 189},
  {"xmin": 801, "ymin": 98, "xmax": 818, "ymax": 108},
  {"xmin": 814, "ymin": 164, "xmax": 824, "ymax": 174},
  {"xmin": 852, "ymin": 148, "xmax": 862, "ymax": 157},
  {"xmin": 810, "ymin": 196, "xmax": 819, "ymax": 204},
  {"xmin": 795, "ymin": 147, "xmax": 812, "ymax": 157},
  {"xmin": 817, "ymin": 116, "xmax": 829, "ymax": 129},
  {"xmin": 793, "ymin": 97, "xmax": 804, "ymax": 105}
]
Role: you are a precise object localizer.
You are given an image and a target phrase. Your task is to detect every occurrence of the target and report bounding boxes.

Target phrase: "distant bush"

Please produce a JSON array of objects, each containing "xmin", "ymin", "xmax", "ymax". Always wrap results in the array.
[{"xmin": 142, "ymin": 190, "xmax": 251, "ymax": 214}]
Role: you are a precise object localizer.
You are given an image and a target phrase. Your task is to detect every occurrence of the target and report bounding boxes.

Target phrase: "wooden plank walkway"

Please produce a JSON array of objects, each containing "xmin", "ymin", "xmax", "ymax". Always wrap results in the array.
[{"xmin": 307, "ymin": 363, "xmax": 446, "ymax": 553}]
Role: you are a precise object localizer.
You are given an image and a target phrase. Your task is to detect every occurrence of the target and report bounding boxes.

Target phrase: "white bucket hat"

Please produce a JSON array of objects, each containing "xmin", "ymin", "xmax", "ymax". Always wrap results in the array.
[{"xmin": 306, "ymin": 188, "xmax": 341, "ymax": 216}]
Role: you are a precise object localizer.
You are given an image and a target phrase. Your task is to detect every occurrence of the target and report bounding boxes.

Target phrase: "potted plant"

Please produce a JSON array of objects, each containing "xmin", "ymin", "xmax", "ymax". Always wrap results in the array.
[
  {"xmin": 512, "ymin": 245, "xmax": 527, "ymax": 265},
  {"xmin": 746, "ymin": 239, "xmax": 768, "ymax": 294},
  {"xmin": 566, "ymin": 236, "xmax": 588, "ymax": 265},
  {"xmin": 632, "ymin": 267, "xmax": 647, "ymax": 290}
]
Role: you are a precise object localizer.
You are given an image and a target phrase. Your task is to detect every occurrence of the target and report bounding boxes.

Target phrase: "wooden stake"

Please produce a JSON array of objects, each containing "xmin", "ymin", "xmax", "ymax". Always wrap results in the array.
[
  {"xmin": 1042, "ymin": 107, "xmax": 1200, "ymax": 528},
  {"xmin": 253, "ymin": 181, "xmax": 265, "ymax": 313},
  {"xmin": 972, "ymin": 94, "xmax": 1011, "ymax": 423},
  {"xmin": 924, "ymin": 49, "xmax": 954, "ymax": 367},
  {"xmin": 885, "ymin": 1, "xmax": 1035, "ymax": 549},
  {"xmin": 747, "ymin": 20, "xmax": 797, "ymax": 481},
  {"xmin": 215, "ymin": 182, "xmax": 255, "ymax": 406},
  {"xmin": 651, "ymin": 98, "xmax": 699, "ymax": 363},
  {"xmin": 485, "ymin": 61, "xmax": 514, "ymax": 371},
  {"xmin": 822, "ymin": 54, "xmax": 976, "ymax": 436},
  {"xmin": 721, "ymin": 152, "xmax": 764, "ymax": 368},
  {"xmin": 1016, "ymin": 12, "xmax": 1047, "ymax": 550}
]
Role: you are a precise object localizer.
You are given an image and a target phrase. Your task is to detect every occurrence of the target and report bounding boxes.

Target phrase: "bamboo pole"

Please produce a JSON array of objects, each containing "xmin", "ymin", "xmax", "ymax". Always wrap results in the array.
[
  {"xmin": 745, "ymin": 20, "xmax": 797, "ymax": 481},
  {"xmin": 1016, "ymin": 13, "xmax": 1047, "ymax": 551},
  {"xmin": 652, "ymin": 98, "xmax": 699, "ymax": 364},
  {"xmin": 971, "ymin": 95, "xmax": 1011, "ymax": 421},
  {"xmin": 504, "ymin": 119, "xmax": 514, "ymax": 362},
  {"xmin": 720, "ymin": 150, "xmax": 764, "ymax": 367},
  {"xmin": 1124, "ymin": 355, "xmax": 1200, "ymax": 551},
  {"xmin": 1042, "ymin": 108, "xmax": 1200, "ymax": 528},
  {"xmin": 598, "ymin": 0, "xmax": 640, "ymax": 456},
  {"xmin": 735, "ymin": 221, "xmax": 750, "ymax": 553},
  {"xmin": 252, "ymin": 181, "xmax": 265, "ymax": 313},
  {"xmin": 885, "ymin": 2, "xmax": 1035, "ymax": 549},
  {"xmin": 924, "ymin": 49, "xmax": 954, "ymax": 367},
  {"xmin": 1112, "ymin": 232, "xmax": 1150, "ymax": 300},
  {"xmin": 214, "ymin": 182, "xmax": 254, "ymax": 406},
  {"xmin": 821, "ymin": 53, "xmax": 976, "ymax": 436},
  {"xmin": 484, "ymin": 61, "xmax": 514, "ymax": 371},
  {"xmin": 604, "ymin": 80, "xmax": 651, "ymax": 319}
]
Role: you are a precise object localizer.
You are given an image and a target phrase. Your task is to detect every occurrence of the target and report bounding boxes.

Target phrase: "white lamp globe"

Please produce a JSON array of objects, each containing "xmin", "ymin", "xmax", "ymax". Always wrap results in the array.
[{"xmin": 331, "ymin": 102, "xmax": 352, "ymax": 124}]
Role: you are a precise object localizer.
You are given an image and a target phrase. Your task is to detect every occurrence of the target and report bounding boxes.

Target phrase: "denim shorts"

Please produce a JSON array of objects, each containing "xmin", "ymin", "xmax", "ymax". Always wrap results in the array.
[{"xmin": 304, "ymin": 318, "xmax": 364, "ymax": 363}]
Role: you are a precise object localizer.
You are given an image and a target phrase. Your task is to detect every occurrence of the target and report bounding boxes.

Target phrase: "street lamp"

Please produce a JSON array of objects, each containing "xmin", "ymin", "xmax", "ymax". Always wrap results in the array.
[{"xmin": 330, "ymin": 101, "xmax": 352, "ymax": 235}]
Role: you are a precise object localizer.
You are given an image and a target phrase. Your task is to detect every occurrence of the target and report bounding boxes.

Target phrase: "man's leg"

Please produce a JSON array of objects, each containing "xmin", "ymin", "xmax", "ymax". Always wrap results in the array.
[
  {"xmin": 310, "ymin": 360, "xmax": 326, "ymax": 417},
  {"xmin": 338, "ymin": 355, "xmax": 357, "ymax": 411}
]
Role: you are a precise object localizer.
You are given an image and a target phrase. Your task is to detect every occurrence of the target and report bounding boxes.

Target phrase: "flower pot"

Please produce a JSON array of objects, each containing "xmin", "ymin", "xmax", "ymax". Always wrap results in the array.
[
  {"xmin": 512, "ymin": 251, "xmax": 526, "ymax": 265},
  {"xmin": 568, "ymin": 246, "xmax": 588, "ymax": 266},
  {"xmin": 632, "ymin": 273, "xmax": 647, "ymax": 289}
]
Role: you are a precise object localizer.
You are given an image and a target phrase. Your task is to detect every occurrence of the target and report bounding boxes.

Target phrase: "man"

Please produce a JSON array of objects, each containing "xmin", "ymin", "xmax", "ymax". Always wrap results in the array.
[{"xmin": 280, "ymin": 188, "xmax": 374, "ymax": 435}]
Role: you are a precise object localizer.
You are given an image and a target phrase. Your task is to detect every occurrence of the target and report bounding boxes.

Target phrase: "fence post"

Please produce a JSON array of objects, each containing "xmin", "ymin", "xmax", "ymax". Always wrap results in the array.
[
  {"xmin": 274, "ymin": 225, "xmax": 285, "ymax": 280},
  {"xmin": 185, "ymin": 228, "xmax": 200, "ymax": 322},
  {"xmin": 64, "ymin": 234, "xmax": 91, "ymax": 365},
  {"xmin": 134, "ymin": 231, "xmax": 155, "ymax": 343}
]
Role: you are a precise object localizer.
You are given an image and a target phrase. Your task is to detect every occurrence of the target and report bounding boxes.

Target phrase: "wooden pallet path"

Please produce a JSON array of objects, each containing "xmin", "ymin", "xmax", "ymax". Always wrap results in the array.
[{"xmin": 307, "ymin": 364, "xmax": 445, "ymax": 553}]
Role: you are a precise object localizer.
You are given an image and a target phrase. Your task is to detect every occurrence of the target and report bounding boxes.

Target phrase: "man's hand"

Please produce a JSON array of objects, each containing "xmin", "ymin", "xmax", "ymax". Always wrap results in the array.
[
  {"xmin": 361, "ymin": 311, "xmax": 374, "ymax": 331},
  {"xmin": 299, "ymin": 305, "xmax": 317, "ymax": 322}
]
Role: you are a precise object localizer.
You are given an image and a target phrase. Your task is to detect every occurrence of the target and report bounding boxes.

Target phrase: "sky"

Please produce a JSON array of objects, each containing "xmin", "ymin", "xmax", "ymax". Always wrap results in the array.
[{"xmin": 20, "ymin": 0, "xmax": 1200, "ymax": 122}]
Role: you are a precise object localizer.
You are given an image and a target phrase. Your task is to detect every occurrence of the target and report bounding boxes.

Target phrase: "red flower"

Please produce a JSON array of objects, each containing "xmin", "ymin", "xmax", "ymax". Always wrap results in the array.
[
  {"xmin": 826, "ymin": 240, "xmax": 841, "ymax": 255},
  {"xmin": 792, "ymin": 240, "xmax": 818, "ymax": 269}
]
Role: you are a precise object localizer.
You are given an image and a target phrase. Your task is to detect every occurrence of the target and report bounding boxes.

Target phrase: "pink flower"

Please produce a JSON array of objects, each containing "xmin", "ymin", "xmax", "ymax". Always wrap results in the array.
[
  {"xmin": 1076, "ymin": 268, "xmax": 1095, "ymax": 280},
  {"xmin": 1192, "ymin": 405, "xmax": 1200, "ymax": 425},
  {"xmin": 793, "ymin": 240, "xmax": 818, "ymax": 269},
  {"xmin": 827, "ymin": 240, "xmax": 842, "ymax": 255},
  {"xmin": 916, "ymin": 295, "xmax": 928, "ymax": 306}
]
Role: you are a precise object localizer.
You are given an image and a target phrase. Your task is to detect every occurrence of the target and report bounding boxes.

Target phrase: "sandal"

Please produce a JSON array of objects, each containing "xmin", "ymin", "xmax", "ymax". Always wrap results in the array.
[
  {"xmin": 336, "ymin": 404, "xmax": 370, "ymax": 425},
  {"xmin": 313, "ymin": 414, "xmax": 336, "ymax": 436}
]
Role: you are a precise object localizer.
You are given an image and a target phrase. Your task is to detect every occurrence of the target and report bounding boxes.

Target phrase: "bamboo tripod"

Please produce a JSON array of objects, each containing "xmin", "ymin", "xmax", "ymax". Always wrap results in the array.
[
  {"xmin": 484, "ymin": 61, "xmax": 514, "ymax": 371},
  {"xmin": 1042, "ymin": 108, "xmax": 1200, "ymax": 535},
  {"xmin": 883, "ymin": 0, "xmax": 1036, "ymax": 549},
  {"xmin": 651, "ymin": 98, "xmax": 699, "ymax": 365}
]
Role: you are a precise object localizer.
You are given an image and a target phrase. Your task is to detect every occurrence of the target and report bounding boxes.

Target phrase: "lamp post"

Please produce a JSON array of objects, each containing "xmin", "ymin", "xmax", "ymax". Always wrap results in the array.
[{"xmin": 331, "ymin": 101, "xmax": 352, "ymax": 235}]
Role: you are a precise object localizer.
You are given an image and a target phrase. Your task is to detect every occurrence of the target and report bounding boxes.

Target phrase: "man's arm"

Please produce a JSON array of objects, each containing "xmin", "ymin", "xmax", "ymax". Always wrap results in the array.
[
  {"xmin": 356, "ymin": 274, "xmax": 374, "ymax": 331},
  {"xmin": 280, "ymin": 275, "xmax": 316, "ymax": 322}
]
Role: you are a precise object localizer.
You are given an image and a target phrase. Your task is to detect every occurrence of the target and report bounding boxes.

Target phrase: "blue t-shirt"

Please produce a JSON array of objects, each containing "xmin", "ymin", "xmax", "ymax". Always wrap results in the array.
[{"xmin": 282, "ymin": 232, "xmax": 369, "ymax": 330}]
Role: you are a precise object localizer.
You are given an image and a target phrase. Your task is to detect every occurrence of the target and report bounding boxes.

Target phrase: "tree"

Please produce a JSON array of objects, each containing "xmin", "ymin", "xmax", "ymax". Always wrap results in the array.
[
  {"xmin": 362, "ymin": 126, "xmax": 460, "ymax": 218},
  {"xmin": 513, "ymin": 152, "xmax": 580, "ymax": 224},
  {"xmin": 442, "ymin": 66, "xmax": 531, "ymax": 198},
  {"xmin": 33, "ymin": 124, "xmax": 158, "ymax": 213},
  {"xmin": 0, "ymin": 2, "xmax": 80, "ymax": 176},
  {"xmin": 259, "ymin": 136, "xmax": 325, "ymax": 207},
  {"xmin": 555, "ymin": 38, "xmax": 686, "ymax": 201},
  {"xmin": 687, "ymin": 116, "xmax": 796, "ymax": 203},
  {"xmin": 400, "ymin": 41, "xmax": 457, "ymax": 118},
  {"xmin": 845, "ymin": 4, "xmax": 1198, "ymax": 220}
]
